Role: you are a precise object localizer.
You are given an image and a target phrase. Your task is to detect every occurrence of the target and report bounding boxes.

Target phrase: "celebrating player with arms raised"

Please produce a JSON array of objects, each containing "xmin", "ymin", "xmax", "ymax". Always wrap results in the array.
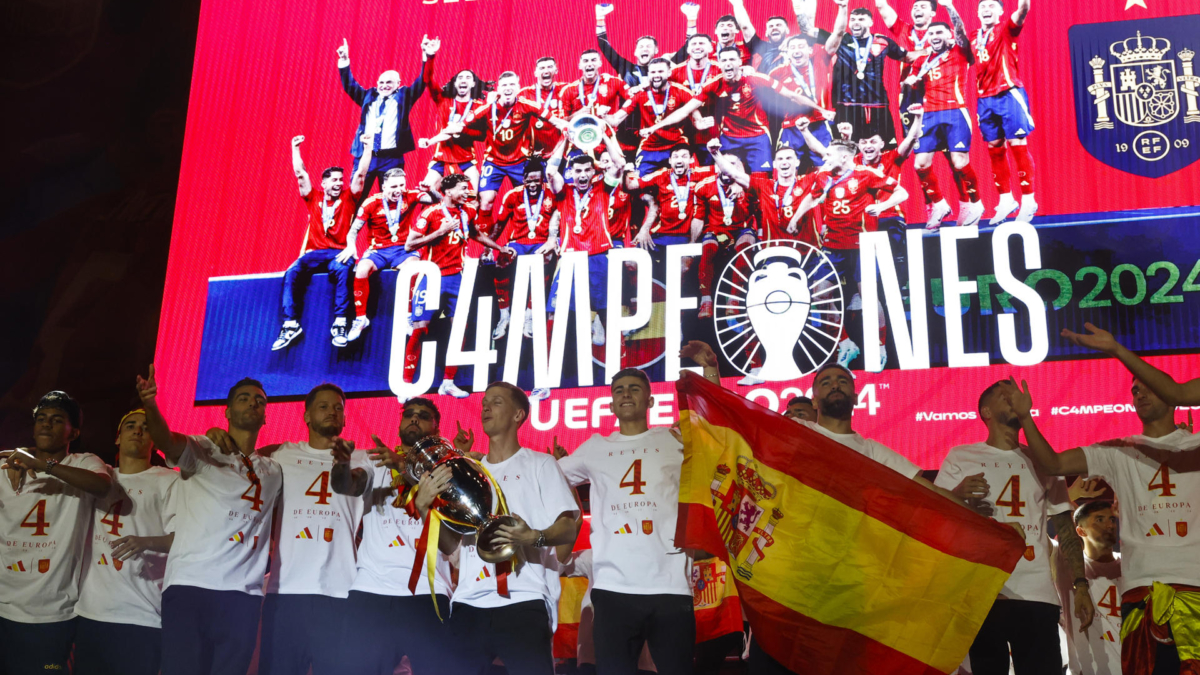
[
  {"xmin": 417, "ymin": 66, "xmax": 488, "ymax": 190},
  {"xmin": 403, "ymin": 174, "xmax": 513, "ymax": 398},
  {"xmin": 973, "ymin": 0, "xmax": 1037, "ymax": 224},
  {"xmin": 876, "ymin": 0, "xmax": 938, "ymax": 132}
]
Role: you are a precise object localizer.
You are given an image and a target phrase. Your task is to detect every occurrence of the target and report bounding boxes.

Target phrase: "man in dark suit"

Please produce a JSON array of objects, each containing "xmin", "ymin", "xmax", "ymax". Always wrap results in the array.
[{"xmin": 337, "ymin": 35, "xmax": 439, "ymax": 192}]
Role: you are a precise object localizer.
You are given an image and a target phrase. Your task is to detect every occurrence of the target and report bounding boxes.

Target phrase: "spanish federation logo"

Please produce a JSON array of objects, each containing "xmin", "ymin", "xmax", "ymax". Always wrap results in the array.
[
  {"xmin": 1071, "ymin": 16, "xmax": 1200, "ymax": 177},
  {"xmin": 712, "ymin": 241, "xmax": 844, "ymax": 381}
]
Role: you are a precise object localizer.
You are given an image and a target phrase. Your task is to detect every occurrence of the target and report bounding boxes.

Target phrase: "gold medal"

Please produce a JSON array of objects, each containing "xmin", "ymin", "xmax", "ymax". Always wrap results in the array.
[
  {"xmin": 391, "ymin": 234, "xmax": 398, "ymax": 242},
  {"xmin": 724, "ymin": 215, "xmax": 733, "ymax": 226}
]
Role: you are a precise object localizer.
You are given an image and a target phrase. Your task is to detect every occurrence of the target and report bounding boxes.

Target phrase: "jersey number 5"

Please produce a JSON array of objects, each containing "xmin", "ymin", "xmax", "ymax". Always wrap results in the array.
[
  {"xmin": 620, "ymin": 459, "xmax": 647, "ymax": 495},
  {"xmin": 1148, "ymin": 463, "xmax": 1176, "ymax": 497},
  {"xmin": 995, "ymin": 475, "xmax": 1026, "ymax": 518},
  {"xmin": 100, "ymin": 500, "xmax": 126, "ymax": 536},
  {"xmin": 20, "ymin": 499, "xmax": 50, "ymax": 536},
  {"xmin": 306, "ymin": 471, "xmax": 333, "ymax": 505}
]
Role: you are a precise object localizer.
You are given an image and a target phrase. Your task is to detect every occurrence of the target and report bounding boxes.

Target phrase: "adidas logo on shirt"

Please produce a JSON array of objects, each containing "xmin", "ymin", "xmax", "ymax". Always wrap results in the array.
[
  {"xmin": 388, "ymin": 536, "xmax": 405, "ymax": 548},
  {"xmin": 614, "ymin": 523, "xmax": 633, "ymax": 534},
  {"xmin": 296, "ymin": 527, "xmax": 314, "ymax": 540}
]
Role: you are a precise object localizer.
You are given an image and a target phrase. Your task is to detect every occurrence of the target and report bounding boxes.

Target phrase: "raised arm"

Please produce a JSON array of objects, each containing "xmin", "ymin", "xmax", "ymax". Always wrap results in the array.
[
  {"xmin": 337, "ymin": 39, "xmax": 369, "ymax": 105},
  {"xmin": 407, "ymin": 36, "xmax": 438, "ymax": 106},
  {"xmin": 545, "ymin": 135, "xmax": 570, "ymax": 194},
  {"xmin": 595, "ymin": 4, "xmax": 637, "ymax": 79},
  {"xmin": 943, "ymin": 0, "xmax": 974, "ymax": 63},
  {"xmin": 292, "ymin": 136, "xmax": 312, "ymax": 198},
  {"xmin": 136, "ymin": 365, "xmax": 189, "ymax": 466},
  {"xmin": 672, "ymin": 2, "xmax": 701, "ymax": 62},
  {"xmin": 798, "ymin": 119, "xmax": 830, "ymax": 158},
  {"xmin": 1051, "ymin": 509, "xmax": 1096, "ymax": 632},
  {"xmin": 874, "ymin": 0, "xmax": 899, "ymax": 30},
  {"xmin": 330, "ymin": 437, "xmax": 369, "ymax": 497},
  {"xmin": 896, "ymin": 110, "xmax": 924, "ymax": 158},
  {"xmin": 1008, "ymin": 378, "xmax": 1090, "ymax": 476},
  {"xmin": 1062, "ymin": 323, "xmax": 1200, "ymax": 406},
  {"xmin": 825, "ymin": 0, "xmax": 850, "ymax": 55},
  {"xmin": 1013, "ymin": 0, "xmax": 1030, "ymax": 27},
  {"xmin": 795, "ymin": 0, "xmax": 818, "ymax": 38},
  {"xmin": 350, "ymin": 135, "xmax": 374, "ymax": 195},
  {"xmin": 710, "ymin": 140, "xmax": 751, "ymax": 188},
  {"xmin": 728, "ymin": 0, "xmax": 758, "ymax": 42}
]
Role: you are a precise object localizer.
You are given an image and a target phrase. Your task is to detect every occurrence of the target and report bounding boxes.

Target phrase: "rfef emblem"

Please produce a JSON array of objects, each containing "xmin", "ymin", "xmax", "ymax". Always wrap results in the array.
[
  {"xmin": 1071, "ymin": 16, "xmax": 1200, "ymax": 177},
  {"xmin": 38, "ymin": 559, "xmax": 50, "ymax": 574},
  {"xmin": 642, "ymin": 520, "xmax": 654, "ymax": 535},
  {"xmin": 1178, "ymin": 521, "xmax": 1189, "ymax": 537}
]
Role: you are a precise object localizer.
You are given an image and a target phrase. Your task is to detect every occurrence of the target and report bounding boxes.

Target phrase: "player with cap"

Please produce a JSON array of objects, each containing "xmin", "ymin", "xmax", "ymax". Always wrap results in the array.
[
  {"xmin": 0, "ymin": 391, "xmax": 111, "ymax": 675},
  {"xmin": 74, "ymin": 408, "xmax": 179, "ymax": 675}
]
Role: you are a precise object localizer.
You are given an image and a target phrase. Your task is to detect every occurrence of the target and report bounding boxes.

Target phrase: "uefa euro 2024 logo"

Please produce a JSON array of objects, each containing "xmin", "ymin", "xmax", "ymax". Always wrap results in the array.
[
  {"xmin": 1072, "ymin": 16, "xmax": 1200, "ymax": 177},
  {"xmin": 712, "ymin": 242, "xmax": 845, "ymax": 382}
]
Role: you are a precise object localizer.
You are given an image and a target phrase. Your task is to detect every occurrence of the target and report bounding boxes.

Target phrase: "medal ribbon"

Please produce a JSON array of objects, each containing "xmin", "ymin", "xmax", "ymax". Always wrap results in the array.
[
  {"xmin": 853, "ymin": 36, "xmax": 872, "ymax": 78},
  {"xmin": 574, "ymin": 186, "xmax": 592, "ymax": 233},
  {"xmin": 578, "ymin": 78, "xmax": 600, "ymax": 107},
  {"xmin": 670, "ymin": 170, "xmax": 693, "ymax": 214},
  {"xmin": 321, "ymin": 198, "xmax": 339, "ymax": 233},
  {"xmin": 717, "ymin": 180, "xmax": 736, "ymax": 223},
  {"xmin": 789, "ymin": 61, "xmax": 816, "ymax": 100},
  {"xmin": 647, "ymin": 87, "xmax": 668, "ymax": 119},
  {"xmin": 384, "ymin": 197, "xmax": 402, "ymax": 238},
  {"xmin": 440, "ymin": 204, "xmax": 469, "ymax": 238},
  {"xmin": 687, "ymin": 62, "xmax": 714, "ymax": 93},
  {"xmin": 915, "ymin": 48, "xmax": 951, "ymax": 81},
  {"xmin": 974, "ymin": 28, "xmax": 993, "ymax": 54},
  {"xmin": 449, "ymin": 99, "xmax": 468, "ymax": 124},
  {"xmin": 523, "ymin": 187, "xmax": 545, "ymax": 236},
  {"xmin": 490, "ymin": 101, "xmax": 515, "ymax": 134}
]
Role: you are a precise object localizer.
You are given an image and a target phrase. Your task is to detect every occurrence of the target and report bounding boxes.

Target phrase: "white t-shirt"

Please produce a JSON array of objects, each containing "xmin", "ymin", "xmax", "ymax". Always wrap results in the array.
[
  {"xmin": 452, "ymin": 448, "xmax": 579, "ymax": 629},
  {"xmin": 163, "ymin": 436, "xmax": 282, "ymax": 595},
  {"xmin": 1055, "ymin": 546, "xmax": 1123, "ymax": 675},
  {"xmin": 1080, "ymin": 429, "xmax": 1200, "ymax": 590},
  {"xmin": 558, "ymin": 428, "xmax": 691, "ymax": 597},
  {"xmin": 801, "ymin": 420, "xmax": 921, "ymax": 478},
  {"xmin": 76, "ymin": 466, "xmax": 178, "ymax": 628},
  {"xmin": 934, "ymin": 443, "xmax": 1071, "ymax": 605},
  {"xmin": 0, "ymin": 452, "xmax": 108, "ymax": 623},
  {"xmin": 350, "ymin": 463, "xmax": 453, "ymax": 597},
  {"xmin": 266, "ymin": 443, "xmax": 371, "ymax": 597}
]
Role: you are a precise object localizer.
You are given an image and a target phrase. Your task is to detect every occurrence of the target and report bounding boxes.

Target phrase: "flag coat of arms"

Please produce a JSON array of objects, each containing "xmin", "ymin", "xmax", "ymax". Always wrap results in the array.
[{"xmin": 674, "ymin": 372, "xmax": 1027, "ymax": 674}]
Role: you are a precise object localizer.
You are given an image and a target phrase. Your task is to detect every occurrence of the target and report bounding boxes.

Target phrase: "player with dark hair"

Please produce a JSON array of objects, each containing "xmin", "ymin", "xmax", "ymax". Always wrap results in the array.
[
  {"xmin": 417, "ymin": 66, "xmax": 489, "ymax": 190},
  {"xmin": 691, "ymin": 152, "xmax": 758, "ymax": 319},
  {"xmin": 627, "ymin": 144, "xmax": 714, "ymax": 253},
  {"xmin": 341, "ymin": 167, "xmax": 437, "ymax": 344},
  {"xmin": 790, "ymin": 139, "xmax": 908, "ymax": 370},
  {"xmin": 337, "ymin": 36, "xmax": 438, "ymax": 191},
  {"xmin": 831, "ymin": 5, "xmax": 910, "ymax": 146},
  {"xmin": 727, "ymin": 0, "xmax": 814, "ymax": 74},
  {"xmin": 135, "ymin": 368, "xmax": 283, "ymax": 675},
  {"xmin": 334, "ymin": 397, "xmax": 458, "ymax": 674},
  {"xmin": 561, "ymin": 49, "xmax": 632, "ymax": 122},
  {"xmin": 771, "ymin": 28, "xmax": 843, "ymax": 172},
  {"xmin": 273, "ymin": 134, "xmax": 371, "ymax": 351},
  {"xmin": 1005, "ymin": 366, "xmax": 1200, "ymax": 675},
  {"xmin": 876, "ymin": 0, "xmax": 939, "ymax": 132},
  {"xmin": 403, "ymin": 173, "xmax": 514, "ymax": 398},
  {"xmin": 643, "ymin": 46, "xmax": 815, "ymax": 174},
  {"xmin": 934, "ymin": 379, "xmax": 1094, "ymax": 675},
  {"xmin": 443, "ymin": 382, "xmax": 580, "ymax": 673},
  {"xmin": 1056, "ymin": 501, "xmax": 1122, "ymax": 675},
  {"xmin": 670, "ymin": 32, "xmax": 721, "ymax": 163},
  {"xmin": 550, "ymin": 347, "xmax": 722, "ymax": 675},
  {"xmin": 0, "ymin": 391, "xmax": 110, "ymax": 675},
  {"xmin": 608, "ymin": 57, "xmax": 707, "ymax": 177},
  {"xmin": 74, "ymin": 409, "xmax": 178, "ymax": 675},
  {"xmin": 712, "ymin": 141, "xmax": 819, "ymax": 245},
  {"xmin": 973, "ymin": 0, "xmax": 1037, "ymax": 224},
  {"xmin": 784, "ymin": 395, "xmax": 816, "ymax": 421},
  {"xmin": 520, "ymin": 57, "xmax": 568, "ymax": 161},
  {"xmin": 490, "ymin": 161, "xmax": 555, "ymax": 341},
  {"xmin": 904, "ymin": 2, "xmax": 983, "ymax": 230}
]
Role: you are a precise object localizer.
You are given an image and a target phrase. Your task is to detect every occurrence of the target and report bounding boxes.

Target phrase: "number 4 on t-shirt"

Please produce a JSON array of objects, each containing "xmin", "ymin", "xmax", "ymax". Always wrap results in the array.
[
  {"xmin": 20, "ymin": 499, "xmax": 50, "ymax": 536},
  {"xmin": 306, "ymin": 471, "xmax": 332, "ymax": 505},
  {"xmin": 100, "ymin": 500, "xmax": 126, "ymax": 536},
  {"xmin": 1096, "ymin": 584, "xmax": 1121, "ymax": 617},
  {"xmin": 1148, "ymin": 463, "xmax": 1176, "ymax": 497},
  {"xmin": 242, "ymin": 482, "xmax": 264, "ymax": 511},
  {"xmin": 620, "ymin": 459, "xmax": 647, "ymax": 495},
  {"xmin": 995, "ymin": 475, "xmax": 1026, "ymax": 517}
]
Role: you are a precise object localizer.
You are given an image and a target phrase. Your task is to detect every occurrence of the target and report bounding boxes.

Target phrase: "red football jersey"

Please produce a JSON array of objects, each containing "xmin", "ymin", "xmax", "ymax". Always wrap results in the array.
[
  {"xmin": 302, "ymin": 185, "xmax": 362, "ymax": 253},
  {"xmin": 411, "ymin": 203, "xmax": 476, "ymax": 276},
  {"xmin": 358, "ymin": 190, "xmax": 425, "ymax": 251},
  {"xmin": 607, "ymin": 184, "xmax": 633, "ymax": 244},
  {"xmin": 716, "ymin": 37, "xmax": 754, "ymax": 66},
  {"xmin": 560, "ymin": 74, "xmax": 629, "ymax": 117},
  {"xmin": 769, "ymin": 50, "xmax": 833, "ymax": 127},
  {"xmin": 465, "ymin": 98, "xmax": 545, "ymax": 166},
  {"xmin": 862, "ymin": 149, "xmax": 906, "ymax": 221},
  {"xmin": 693, "ymin": 176, "xmax": 756, "ymax": 239},
  {"xmin": 749, "ymin": 174, "xmax": 819, "ymax": 245},
  {"xmin": 808, "ymin": 167, "xmax": 896, "ymax": 250},
  {"xmin": 632, "ymin": 167, "xmax": 716, "ymax": 236},
  {"xmin": 696, "ymin": 73, "xmax": 784, "ymax": 138},
  {"xmin": 972, "ymin": 18, "xmax": 1025, "ymax": 98},
  {"xmin": 621, "ymin": 83, "xmax": 695, "ymax": 153},
  {"xmin": 886, "ymin": 18, "xmax": 931, "ymax": 84},
  {"xmin": 913, "ymin": 46, "xmax": 972, "ymax": 112},
  {"xmin": 669, "ymin": 61, "xmax": 720, "ymax": 146},
  {"xmin": 496, "ymin": 186, "xmax": 551, "ymax": 244},
  {"xmin": 429, "ymin": 90, "xmax": 482, "ymax": 165},
  {"xmin": 554, "ymin": 180, "xmax": 616, "ymax": 256},
  {"xmin": 519, "ymin": 82, "xmax": 567, "ymax": 158}
]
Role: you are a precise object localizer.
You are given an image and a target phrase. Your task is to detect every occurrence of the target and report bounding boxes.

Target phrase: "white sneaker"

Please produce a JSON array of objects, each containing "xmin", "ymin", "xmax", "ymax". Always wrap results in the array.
[
  {"xmin": 530, "ymin": 388, "xmax": 551, "ymax": 401},
  {"xmin": 492, "ymin": 308, "xmax": 511, "ymax": 341},
  {"xmin": 926, "ymin": 200, "xmax": 952, "ymax": 231},
  {"xmin": 438, "ymin": 379, "xmax": 470, "ymax": 399},
  {"xmin": 836, "ymin": 338, "xmax": 861, "ymax": 369},
  {"xmin": 331, "ymin": 318, "xmax": 349, "ymax": 347},
  {"xmin": 591, "ymin": 315, "xmax": 606, "ymax": 346},
  {"xmin": 959, "ymin": 201, "xmax": 985, "ymax": 228},
  {"xmin": 737, "ymin": 368, "xmax": 765, "ymax": 386},
  {"xmin": 867, "ymin": 343, "xmax": 887, "ymax": 373},
  {"xmin": 523, "ymin": 312, "xmax": 534, "ymax": 339},
  {"xmin": 1016, "ymin": 195, "xmax": 1038, "ymax": 223},
  {"xmin": 989, "ymin": 194, "xmax": 1020, "ymax": 225},
  {"xmin": 347, "ymin": 316, "xmax": 370, "ymax": 342}
]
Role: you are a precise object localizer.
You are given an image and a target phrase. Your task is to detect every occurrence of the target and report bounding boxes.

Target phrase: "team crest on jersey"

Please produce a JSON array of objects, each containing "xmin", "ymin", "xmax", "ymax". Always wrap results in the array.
[
  {"xmin": 713, "ymin": 241, "xmax": 845, "ymax": 381},
  {"xmin": 1023, "ymin": 545, "xmax": 1036, "ymax": 561},
  {"xmin": 324, "ymin": 527, "xmax": 334, "ymax": 542},
  {"xmin": 114, "ymin": 559, "xmax": 123, "ymax": 571},
  {"xmin": 38, "ymin": 559, "xmax": 50, "ymax": 574},
  {"xmin": 1178, "ymin": 521, "xmax": 1189, "ymax": 537},
  {"xmin": 642, "ymin": 520, "xmax": 654, "ymax": 535},
  {"xmin": 710, "ymin": 457, "xmax": 785, "ymax": 581},
  {"xmin": 1070, "ymin": 16, "xmax": 1200, "ymax": 177}
]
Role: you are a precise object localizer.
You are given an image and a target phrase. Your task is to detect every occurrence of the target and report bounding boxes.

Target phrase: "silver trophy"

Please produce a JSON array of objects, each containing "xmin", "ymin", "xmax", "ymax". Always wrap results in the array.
[
  {"xmin": 568, "ymin": 114, "xmax": 607, "ymax": 154},
  {"xmin": 405, "ymin": 436, "xmax": 518, "ymax": 563}
]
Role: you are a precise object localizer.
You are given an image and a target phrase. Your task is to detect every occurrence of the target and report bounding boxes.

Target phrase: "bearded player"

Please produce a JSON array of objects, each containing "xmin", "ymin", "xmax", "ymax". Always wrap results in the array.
[
  {"xmin": 0, "ymin": 392, "xmax": 110, "ymax": 675},
  {"xmin": 551, "ymin": 349, "xmax": 722, "ymax": 675},
  {"xmin": 606, "ymin": 58, "xmax": 707, "ymax": 177},
  {"xmin": 340, "ymin": 167, "xmax": 436, "ymax": 344},
  {"xmin": 491, "ymin": 162, "xmax": 555, "ymax": 341},
  {"xmin": 692, "ymin": 153, "xmax": 758, "ymax": 319},
  {"xmin": 973, "ymin": 0, "xmax": 1037, "ymax": 224},
  {"xmin": 771, "ymin": 32, "xmax": 842, "ymax": 172},
  {"xmin": 933, "ymin": 380, "xmax": 1094, "ymax": 675},
  {"xmin": 417, "ymin": 67, "xmax": 489, "ymax": 190},
  {"xmin": 903, "ymin": 5, "xmax": 984, "ymax": 230},
  {"xmin": 1056, "ymin": 501, "xmax": 1123, "ymax": 675},
  {"xmin": 403, "ymin": 174, "xmax": 514, "ymax": 399},
  {"xmin": 877, "ymin": 0, "xmax": 938, "ymax": 132},
  {"xmin": 669, "ymin": 33, "xmax": 721, "ymax": 163},
  {"xmin": 627, "ymin": 145, "xmax": 714, "ymax": 254},
  {"xmin": 74, "ymin": 409, "xmax": 177, "ymax": 675}
]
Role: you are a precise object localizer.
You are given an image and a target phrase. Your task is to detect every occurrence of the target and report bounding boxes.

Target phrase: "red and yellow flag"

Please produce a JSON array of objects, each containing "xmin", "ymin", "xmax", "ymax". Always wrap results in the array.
[{"xmin": 674, "ymin": 372, "xmax": 1026, "ymax": 675}]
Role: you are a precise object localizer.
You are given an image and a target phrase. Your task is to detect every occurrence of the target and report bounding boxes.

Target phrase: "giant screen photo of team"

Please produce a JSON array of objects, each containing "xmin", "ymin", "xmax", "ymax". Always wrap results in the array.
[{"xmin": 270, "ymin": 0, "xmax": 1041, "ymax": 398}]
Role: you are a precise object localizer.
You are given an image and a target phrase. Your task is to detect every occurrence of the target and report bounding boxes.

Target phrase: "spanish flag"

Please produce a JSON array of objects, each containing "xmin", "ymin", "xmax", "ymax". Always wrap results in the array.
[
  {"xmin": 674, "ymin": 372, "xmax": 1026, "ymax": 674},
  {"xmin": 554, "ymin": 576, "xmax": 590, "ymax": 659}
]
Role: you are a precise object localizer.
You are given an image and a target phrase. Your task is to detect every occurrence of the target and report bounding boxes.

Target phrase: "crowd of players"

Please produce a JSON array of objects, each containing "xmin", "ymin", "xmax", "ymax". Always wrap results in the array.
[
  {"xmin": 2, "ymin": 324, "xmax": 1199, "ymax": 675},
  {"xmin": 270, "ymin": 0, "xmax": 1042, "ymax": 389}
]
